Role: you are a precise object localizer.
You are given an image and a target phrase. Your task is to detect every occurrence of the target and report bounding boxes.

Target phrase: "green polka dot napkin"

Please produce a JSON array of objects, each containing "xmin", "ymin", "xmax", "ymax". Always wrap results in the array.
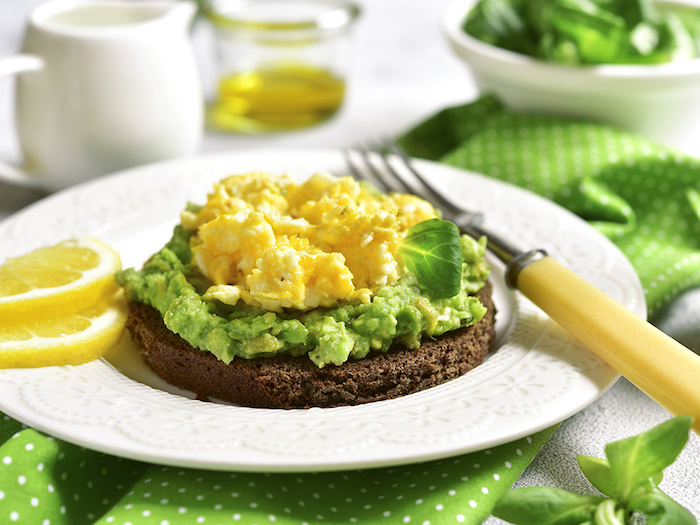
[
  {"xmin": 398, "ymin": 95, "xmax": 700, "ymax": 316},
  {"xmin": 0, "ymin": 412, "xmax": 556, "ymax": 525}
]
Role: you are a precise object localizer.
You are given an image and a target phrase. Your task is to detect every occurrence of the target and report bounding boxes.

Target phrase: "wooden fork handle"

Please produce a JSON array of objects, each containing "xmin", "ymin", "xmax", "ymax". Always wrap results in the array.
[{"xmin": 515, "ymin": 255, "xmax": 700, "ymax": 434}]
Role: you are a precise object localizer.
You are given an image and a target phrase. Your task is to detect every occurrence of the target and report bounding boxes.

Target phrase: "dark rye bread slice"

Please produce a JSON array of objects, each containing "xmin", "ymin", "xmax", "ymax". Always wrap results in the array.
[{"xmin": 125, "ymin": 282, "xmax": 495, "ymax": 409}]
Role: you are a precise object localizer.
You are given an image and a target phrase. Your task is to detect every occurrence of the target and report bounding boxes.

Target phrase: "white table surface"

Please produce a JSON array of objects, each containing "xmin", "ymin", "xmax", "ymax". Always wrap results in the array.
[{"xmin": 1, "ymin": 1, "xmax": 699, "ymax": 522}]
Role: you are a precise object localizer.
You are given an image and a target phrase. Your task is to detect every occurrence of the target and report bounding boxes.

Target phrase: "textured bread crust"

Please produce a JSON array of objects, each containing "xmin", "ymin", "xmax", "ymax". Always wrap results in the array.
[{"xmin": 125, "ymin": 282, "xmax": 495, "ymax": 408}]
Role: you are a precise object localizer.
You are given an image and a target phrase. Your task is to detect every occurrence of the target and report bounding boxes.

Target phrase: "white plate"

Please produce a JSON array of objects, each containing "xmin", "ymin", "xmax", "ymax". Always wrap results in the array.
[{"xmin": 0, "ymin": 148, "xmax": 645, "ymax": 472}]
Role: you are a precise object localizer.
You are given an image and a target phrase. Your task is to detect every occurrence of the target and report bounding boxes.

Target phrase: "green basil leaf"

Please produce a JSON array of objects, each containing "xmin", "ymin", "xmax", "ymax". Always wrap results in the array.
[
  {"xmin": 399, "ymin": 218, "xmax": 462, "ymax": 298},
  {"xmin": 628, "ymin": 487, "xmax": 698, "ymax": 525},
  {"xmin": 492, "ymin": 486, "xmax": 604, "ymax": 525},
  {"xmin": 577, "ymin": 454, "xmax": 664, "ymax": 499},
  {"xmin": 607, "ymin": 0, "xmax": 654, "ymax": 29},
  {"xmin": 463, "ymin": 0, "xmax": 539, "ymax": 55},
  {"xmin": 576, "ymin": 455, "xmax": 616, "ymax": 497},
  {"xmin": 544, "ymin": 0, "xmax": 629, "ymax": 64},
  {"xmin": 605, "ymin": 415, "xmax": 694, "ymax": 500}
]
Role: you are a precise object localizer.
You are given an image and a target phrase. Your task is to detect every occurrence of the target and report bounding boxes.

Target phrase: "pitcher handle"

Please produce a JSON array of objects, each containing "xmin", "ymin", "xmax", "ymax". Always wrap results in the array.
[{"xmin": 0, "ymin": 54, "xmax": 44, "ymax": 186}]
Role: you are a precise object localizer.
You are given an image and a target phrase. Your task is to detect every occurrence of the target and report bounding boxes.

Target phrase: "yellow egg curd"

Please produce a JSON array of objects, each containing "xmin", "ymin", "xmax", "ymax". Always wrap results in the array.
[{"xmin": 180, "ymin": 172, "xmax": 438, "ymax": 312}]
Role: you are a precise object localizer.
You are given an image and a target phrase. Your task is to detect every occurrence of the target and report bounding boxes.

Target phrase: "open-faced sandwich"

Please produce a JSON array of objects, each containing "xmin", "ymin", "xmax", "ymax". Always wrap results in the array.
[{"xmin": 116, "ymin": 171, "xmax": 495, "ymax": 408}]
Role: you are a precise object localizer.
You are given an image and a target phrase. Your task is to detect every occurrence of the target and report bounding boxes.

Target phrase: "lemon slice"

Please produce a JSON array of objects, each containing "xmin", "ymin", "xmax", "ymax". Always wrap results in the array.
[
  {"xmin": 0, "ymin": 237, "xmax": 122, "ymax": 325},
  {"xmin": 0, "ymin": 293, "xmax": 127, "ymax": 368}
]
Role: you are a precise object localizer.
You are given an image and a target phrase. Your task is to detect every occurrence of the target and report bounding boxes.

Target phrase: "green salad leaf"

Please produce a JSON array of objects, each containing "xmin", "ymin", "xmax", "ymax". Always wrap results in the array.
[
  {"xmin": 605, "ymin": 415, "xmax": 692, "ymax": 500},
  {"xmin": 493, "ymin": 486, "xmax": 605, "ymax": 524},
  {"xmin": 463, "ymin": 0, "xmax": 539, "ymax": 55},
  {"xmin": 399, "ymin": 218, "xmax": 462, "ymax": 298},
  {"xmin": 576, "ymin": 455, "xmax": 617, "ymax": 498},
  {"xmin": 464, "ymin": 0, "xmax": 700, "ymax": 64},
  {"xmin": 628, "ymin": 487, "xmax": 697, "ymax": 525},
  {"xmin": 492, "ymin": 416, "xmax": 696, "ymax": 525}
]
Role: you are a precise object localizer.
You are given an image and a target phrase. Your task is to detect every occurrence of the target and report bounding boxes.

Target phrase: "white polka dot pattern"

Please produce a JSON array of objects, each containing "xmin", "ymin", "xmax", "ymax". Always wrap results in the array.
[{"xmin": 0, "ymin": 422, "xmax": 557, "ymax": 525}]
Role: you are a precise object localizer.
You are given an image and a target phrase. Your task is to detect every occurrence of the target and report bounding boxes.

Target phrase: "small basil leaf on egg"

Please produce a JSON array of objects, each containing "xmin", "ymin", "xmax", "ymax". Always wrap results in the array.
[{"xmin": 399, "ymin": 218, "xmax": 462, "ymax": 298}]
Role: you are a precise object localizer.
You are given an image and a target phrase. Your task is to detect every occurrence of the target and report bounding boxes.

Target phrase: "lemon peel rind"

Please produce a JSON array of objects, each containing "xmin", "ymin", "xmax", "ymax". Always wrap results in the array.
[
  {"xmin": 0, "ymin": 237, "xmax": 122, "ymax": 326},
  {"xmin": 0, "ymin": 277, "xmax": 120, "ymax": 326},
  {"xmin": 0, "ymin": 299, "xmax": 127, "ymax": 369}
]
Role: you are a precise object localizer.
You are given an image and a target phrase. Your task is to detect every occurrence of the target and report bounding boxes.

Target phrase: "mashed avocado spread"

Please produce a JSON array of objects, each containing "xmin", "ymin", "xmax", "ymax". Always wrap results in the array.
[
  {"xmin": 115, "ymin": 173, "xmax": 491, "ymax": 368},
  {"xmin": 116, "ymin": 226, "xmax": 490, "ymax": 368}
]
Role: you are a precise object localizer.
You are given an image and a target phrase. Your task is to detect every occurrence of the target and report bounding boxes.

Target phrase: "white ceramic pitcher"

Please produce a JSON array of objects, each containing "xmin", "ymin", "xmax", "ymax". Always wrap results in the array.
[{"xmin": 0, "ymin": 0, "xmax": 203, "ymax": 191}]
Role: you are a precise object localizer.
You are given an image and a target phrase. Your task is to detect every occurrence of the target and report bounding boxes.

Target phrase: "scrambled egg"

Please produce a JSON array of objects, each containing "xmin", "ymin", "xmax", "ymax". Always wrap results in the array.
[{"xmin": 181, "ymin": 172, "xmax": 438, "ymax": 312}]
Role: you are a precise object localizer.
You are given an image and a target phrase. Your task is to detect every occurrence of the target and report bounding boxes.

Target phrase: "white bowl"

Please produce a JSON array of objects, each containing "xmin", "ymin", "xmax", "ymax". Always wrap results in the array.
[{"xmin": 443, "ymin": 0, "xmax": 700, "ymax": 156}]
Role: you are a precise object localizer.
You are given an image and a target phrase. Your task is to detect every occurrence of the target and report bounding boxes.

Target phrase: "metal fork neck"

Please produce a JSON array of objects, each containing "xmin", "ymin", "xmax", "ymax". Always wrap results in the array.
[
  {"xmin": 345, "ymin": 144, "xmax": 548, "ymax": 292},
  {"xmin": 458, "ymin": 222, "xmax": 547, "ymax": 289},
  {"xmin": 458, "ymin": 222, "xmax": 522, "ymax": 264}
]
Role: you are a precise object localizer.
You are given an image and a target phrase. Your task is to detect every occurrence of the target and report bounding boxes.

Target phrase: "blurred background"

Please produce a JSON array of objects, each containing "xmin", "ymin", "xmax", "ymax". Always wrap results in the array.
[
  {"xmin": 0, "ymin": 0, "xmax": 478, "ymax": 169},
  {"xmin": 0, "ymin": 0, "xmax": 486, "ymax": 215}
]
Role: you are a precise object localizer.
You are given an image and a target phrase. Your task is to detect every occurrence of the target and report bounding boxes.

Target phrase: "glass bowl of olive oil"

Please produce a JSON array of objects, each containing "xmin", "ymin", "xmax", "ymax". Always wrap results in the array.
[{"xmin": 203, "ymin": 0, "xmax": 360, "ymax": 133}]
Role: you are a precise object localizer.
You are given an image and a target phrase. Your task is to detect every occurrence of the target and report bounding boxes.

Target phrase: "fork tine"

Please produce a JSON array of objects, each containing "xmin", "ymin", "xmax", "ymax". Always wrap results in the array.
[
  {"xmin": 347, "ymin": 140, "xmax": 485, "ymax": 226},
  {"xmin": 382, "ymin": 140, "xmax": 483, "ymax": 224},
  {"xmin": 343, "ymin": 149, "xmax": 369, "ymax": 184},
  {"xmin": 345, "ymin": 141, "xmax": 524, "ymax": 267},
  {"xmin": 347, "ymin": 142, "xmax": 470, "ymax": 217},
  {"xmin": 344, "ymin": 148, "xmax": 392, "ymax": 193},
  {"xmin": 374, "ymin": 145, "xmax": 423, "ymax": 196}
]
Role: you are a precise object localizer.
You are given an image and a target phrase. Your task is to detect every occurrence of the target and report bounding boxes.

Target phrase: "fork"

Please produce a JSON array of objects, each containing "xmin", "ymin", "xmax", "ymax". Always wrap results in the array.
[{"xmin": 346, "ymin": 142, "xmax": 700, "ymax": 433}]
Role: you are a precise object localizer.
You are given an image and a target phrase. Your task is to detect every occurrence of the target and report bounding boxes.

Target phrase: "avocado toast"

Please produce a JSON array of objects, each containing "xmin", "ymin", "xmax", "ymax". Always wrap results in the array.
[{"xmin": 116, "ymin": 172, "xmax": 496, "ymax": 407}]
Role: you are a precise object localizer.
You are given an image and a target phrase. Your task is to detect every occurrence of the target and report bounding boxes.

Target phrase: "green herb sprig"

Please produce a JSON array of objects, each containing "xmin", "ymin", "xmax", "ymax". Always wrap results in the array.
[
  {"xmin": 399, "ymin": 218, "xmax": 463, "ymax": 298},
  {"xmin": 493, "ymin": 415, "xmax": 697, "ymax": 525}
]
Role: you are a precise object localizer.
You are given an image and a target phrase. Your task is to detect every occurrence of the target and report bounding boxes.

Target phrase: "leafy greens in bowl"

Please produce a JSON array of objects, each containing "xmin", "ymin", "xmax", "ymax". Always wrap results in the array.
[
  {"xmin": 463, "ymin": 0, "xmax": 700, "ymax": 65},
  {"xmin": 442, "ymin": 0, "xmax": 700, "ymax": 155}
]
